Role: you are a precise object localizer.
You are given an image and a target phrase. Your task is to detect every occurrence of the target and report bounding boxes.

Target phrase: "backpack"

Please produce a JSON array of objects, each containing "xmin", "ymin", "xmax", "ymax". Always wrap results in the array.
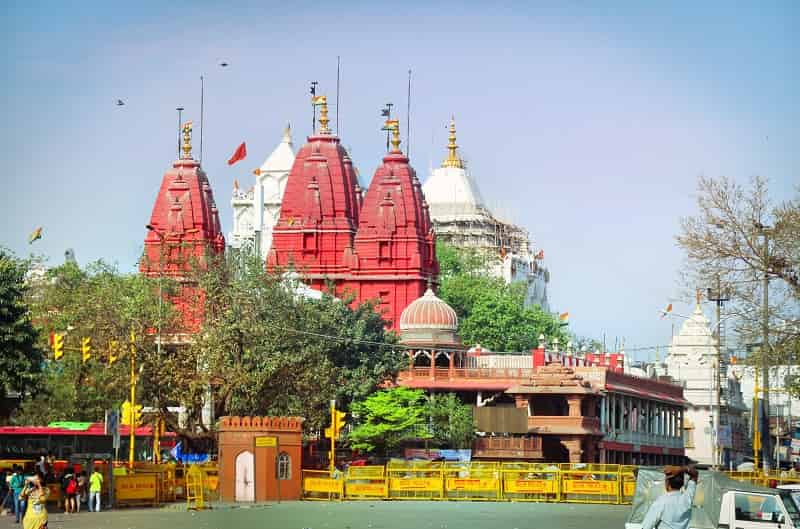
[{"xmin": 66, "ymin": 478, "xmax": 77, "ymax": 495}]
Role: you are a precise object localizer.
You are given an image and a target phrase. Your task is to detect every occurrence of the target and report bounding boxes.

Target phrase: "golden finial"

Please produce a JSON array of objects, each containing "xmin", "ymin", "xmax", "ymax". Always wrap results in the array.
[
  {"xmin": 312, "ymin": 95, "xmax": 330, "ymax": 134},
  {"xmin": 383, "ymin": 119, "xmax": 401, "ymax": 152},
  {"xmin": 442, "ymin": 115, "xmax": 463, "ymax": 168},
  {"xmin": 181, "ymin": 120, "xmax": 193, "ymax": 159}
]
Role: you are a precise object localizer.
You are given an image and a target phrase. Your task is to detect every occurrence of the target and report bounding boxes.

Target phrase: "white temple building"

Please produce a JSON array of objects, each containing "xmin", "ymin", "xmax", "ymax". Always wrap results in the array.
[
  {"xmin": 422, "ymin": 118, "xmax": 550, "ymax": 310},
  {"xmin": 228, "ymin": 125, "xmax": 295, "ymax": 258},
  {"xmin": 660, "ymin": 296, "xmax": 748, "ymax": 467}
]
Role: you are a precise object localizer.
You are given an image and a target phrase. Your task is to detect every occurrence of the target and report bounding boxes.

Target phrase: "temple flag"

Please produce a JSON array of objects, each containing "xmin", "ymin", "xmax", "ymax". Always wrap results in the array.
[
  {"xmin": 28, "ymin": 226, "xmax": 43, "ymax": 244},
  {"xmin": 660, "ymin": 303, "xmax": 673, "ymax": 319},
  {"xmin": 535, "ymin": 249, "xmax": 544, "ymax": 260},
  {"xmin": 227, "ymin": 142, "xmax": 247, "ymax": 166},
  {"xmin": 559, "ymin": 312, "xmax": 569, "ymax": 324}
]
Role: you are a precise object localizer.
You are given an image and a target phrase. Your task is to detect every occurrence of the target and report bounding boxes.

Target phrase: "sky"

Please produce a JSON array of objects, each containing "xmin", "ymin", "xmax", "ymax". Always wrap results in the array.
[{"xmin": 2, "ymin": 1, "xmax": 798, "ymax": 359}]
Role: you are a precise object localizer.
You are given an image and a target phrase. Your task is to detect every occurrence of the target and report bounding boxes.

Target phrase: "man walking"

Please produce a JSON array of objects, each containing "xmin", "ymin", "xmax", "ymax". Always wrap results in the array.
[
  {"xmin": 89, "ymin": 467, "xmax": 103, "ymax": 512},
  {"xmin": 641, "ymin": 465, "xmax": 699, "ymax": 529}
]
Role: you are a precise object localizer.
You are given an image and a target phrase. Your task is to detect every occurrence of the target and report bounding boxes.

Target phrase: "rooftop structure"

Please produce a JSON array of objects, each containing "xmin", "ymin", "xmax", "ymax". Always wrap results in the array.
[{"xmin": 422, "ymin": 118, "xmax": 550, "ymax": 310}]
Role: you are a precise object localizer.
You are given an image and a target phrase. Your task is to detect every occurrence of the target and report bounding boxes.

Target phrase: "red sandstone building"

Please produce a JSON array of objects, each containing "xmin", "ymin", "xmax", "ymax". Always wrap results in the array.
[
  {"xmin": 267, "ymin": 100, "xmax": 437, "ymax": 329},
  {"xmin": 396, "ymin": 291, "xmax": 687, "ymax": 465}
]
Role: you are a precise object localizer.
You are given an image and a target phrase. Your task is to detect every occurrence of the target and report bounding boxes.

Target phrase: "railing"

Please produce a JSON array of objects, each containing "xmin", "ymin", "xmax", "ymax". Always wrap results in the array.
[
  {"xmin": 610, "ymin": 430, "xmax": 683, "ymax": 449},
  {"xmin": 473, "ymin": 437, "xmax": 543, "ymax": 459},
  {"xmin": 402, "ymin": 367, "xmax": 537, "ymax": 380}
]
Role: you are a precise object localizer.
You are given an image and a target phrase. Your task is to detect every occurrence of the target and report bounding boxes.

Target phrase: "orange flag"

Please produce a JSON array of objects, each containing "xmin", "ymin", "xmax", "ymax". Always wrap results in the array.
[{"xmin": 227, "ymin": 142, "xmax": 247, "ymax": 166}]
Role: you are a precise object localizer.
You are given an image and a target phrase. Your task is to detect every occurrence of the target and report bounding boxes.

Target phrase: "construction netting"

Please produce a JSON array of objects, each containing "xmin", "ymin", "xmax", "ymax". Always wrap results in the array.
[{"xmin": 626, "ymin": 468, "xmax": 776, "ymax": 529}]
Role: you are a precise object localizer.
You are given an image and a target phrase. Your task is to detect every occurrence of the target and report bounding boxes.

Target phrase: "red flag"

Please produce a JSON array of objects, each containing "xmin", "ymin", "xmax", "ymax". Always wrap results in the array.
[{"xmin": 227, "ymin": 142, "xmax": 247, "ymax": 165}]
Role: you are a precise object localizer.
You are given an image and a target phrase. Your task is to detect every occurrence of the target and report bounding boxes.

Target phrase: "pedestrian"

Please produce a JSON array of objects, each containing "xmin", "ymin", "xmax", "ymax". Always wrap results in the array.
[
  {"xmin": 34, "ymin": 457, "xmax": 46, "ymax": 478},
  {"xmin": 76, "ymin": 471, "xmax": 87, "ymax": 513},
  {"xmin": 10, "ymin": 466, "xmax": 27, "ymax": 524},
  {"xmin": 19, "ymin": 471, "xmax": 48, "ymax": 529},
  {"xmin": 64, "ymin": 471, "xmax": 78, "ymax": 514},
  {"xmin": 89, "ymin": 467, "xmax": 103, "ymax": 512},
  {"xmin": 641, "ymin": 465, "xmax": 698, "ymax": 529}
]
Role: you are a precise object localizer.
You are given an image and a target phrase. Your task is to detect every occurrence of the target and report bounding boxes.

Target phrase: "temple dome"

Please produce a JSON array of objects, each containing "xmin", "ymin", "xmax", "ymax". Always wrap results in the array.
[{"xmin": 400, "ymin": 288, "xmax": 458, "ymax": 331}]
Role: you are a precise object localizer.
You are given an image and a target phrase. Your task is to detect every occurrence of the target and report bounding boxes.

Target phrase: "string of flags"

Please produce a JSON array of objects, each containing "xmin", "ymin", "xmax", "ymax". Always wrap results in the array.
[{"xmin": 29, "ymin": 227, "xmax": 43, "ymax": 244}]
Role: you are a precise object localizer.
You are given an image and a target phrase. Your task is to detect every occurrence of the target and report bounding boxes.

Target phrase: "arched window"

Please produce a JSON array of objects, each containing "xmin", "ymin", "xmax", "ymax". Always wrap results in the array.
[{"xmin": 277, "ymin": 452, "xmax": 291, "ymax": 480}]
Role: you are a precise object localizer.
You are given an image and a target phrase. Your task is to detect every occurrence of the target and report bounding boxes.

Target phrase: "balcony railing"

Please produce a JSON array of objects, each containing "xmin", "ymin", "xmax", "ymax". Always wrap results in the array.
[
  {"xmin": 608, "ymin": 430, "xmax": 684, "ymax": 449},
  {"xmin": 472, "ymin": 436, "xmax": 543, "ymax": 459},
  {"xmin": 401, "ymin": 367, "xmax": 537, "ymax": 380}
]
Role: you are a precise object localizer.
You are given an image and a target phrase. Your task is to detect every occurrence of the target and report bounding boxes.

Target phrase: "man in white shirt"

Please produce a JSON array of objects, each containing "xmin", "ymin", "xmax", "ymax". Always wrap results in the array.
[{"xmin": 642, "ymin": 465, "xmax": 698, "ymax": 529}]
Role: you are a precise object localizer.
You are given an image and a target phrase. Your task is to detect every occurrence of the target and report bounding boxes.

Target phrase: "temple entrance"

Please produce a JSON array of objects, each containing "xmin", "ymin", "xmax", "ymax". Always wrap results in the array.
[{"xmin": 235, "ymin": 450, "xmax": 255, "ymax": 502}]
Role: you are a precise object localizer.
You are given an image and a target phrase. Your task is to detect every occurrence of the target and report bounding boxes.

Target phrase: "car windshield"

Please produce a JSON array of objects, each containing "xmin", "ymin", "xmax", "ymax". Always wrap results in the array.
[{"xmin": 779, "ymin": 490, "xmax": 800, "ymax": 525}]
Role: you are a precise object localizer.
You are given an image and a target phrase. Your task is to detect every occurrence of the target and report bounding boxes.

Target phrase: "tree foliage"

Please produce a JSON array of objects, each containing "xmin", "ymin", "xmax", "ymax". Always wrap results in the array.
[
  {"xmin": 427, "ymin": 392, "xmax": 475, "ymax": 449},
  {"xmin": 0, "ymin": 249, "xmax": 44, "ymax": 417},
  {"xmin": 677, "ymin": 176, "xmax": 800, "ymax": 395},
  {"xmin": 15, "ymin": 260, "xmax": 169, "ymax": 425},
  {"xmin": 436, "ymin": 242, "xmax": 568, "ymax": 350}
]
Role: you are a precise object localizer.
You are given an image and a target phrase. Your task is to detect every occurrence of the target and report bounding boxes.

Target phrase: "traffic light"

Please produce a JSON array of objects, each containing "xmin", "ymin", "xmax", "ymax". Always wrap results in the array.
[
  {"xmin": 121, "ymin": 400, "xmax": 143, "ymax": 427},
  {"xmin": 333, "ymin": 409, "xmax": 346, "ymax": 437},
  {"xmin": 81, "ymin": 337, "xmax": 92, "ymax": 363},
  {"xmin": 108, "ymin": 340, "xmax": 119, "ymax": 366},
  {"xmin": 53, "ymin": 333, "xmax": 64, "ymax": 360}
]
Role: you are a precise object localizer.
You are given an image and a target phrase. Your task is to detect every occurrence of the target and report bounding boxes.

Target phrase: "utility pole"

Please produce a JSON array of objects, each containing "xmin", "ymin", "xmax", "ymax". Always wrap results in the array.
[
  {"xmin": 708, "ymin": 273, "xmax": 730, "ymax": 470},
  {"xmin": 758, "ymin": 223, "xmax": 772, "ymax": 472}
]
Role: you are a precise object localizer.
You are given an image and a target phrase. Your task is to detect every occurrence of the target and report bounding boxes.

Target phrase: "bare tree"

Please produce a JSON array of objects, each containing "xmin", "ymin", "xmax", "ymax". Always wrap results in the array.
[{"xmin": 677, "ymin": 175, "xmax": 799, "ymax": 382}]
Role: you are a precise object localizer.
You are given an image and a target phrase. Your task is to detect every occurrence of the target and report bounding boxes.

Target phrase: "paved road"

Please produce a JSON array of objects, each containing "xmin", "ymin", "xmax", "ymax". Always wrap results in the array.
[{"xmin": 0, "ymin": 501, "xmax": 630, "ymax": 529}]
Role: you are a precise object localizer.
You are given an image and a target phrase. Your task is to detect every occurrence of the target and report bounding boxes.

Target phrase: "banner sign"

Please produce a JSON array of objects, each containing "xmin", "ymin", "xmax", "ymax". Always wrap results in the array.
[
  {"xmin": 345, "ymin": 482, "xmax": 385, "ymax": 496},
  {"xmin": 304, "ymin": 478, "xmax": 342, "ymax": 494},
  {"xmin": 504, "ymin": 479, "xmax": 557, "ymax": 494},
  {"xmin": 562, "ymin": 479, "xmax": 616, "ymax": 495},
  {"xmin": 445, "ymin": 478, "xmax": 498, "ymax": 491},
  {"xmin": 255, "ymin": 436, "xmax": 277, "ymax": 448},
  {"xmin": 389, "ymin": 478, "xmax": 441, "ymax": 492},
  {"xmin": 115, "ymin": 474, "xmax": 158, "ymax": 501}
]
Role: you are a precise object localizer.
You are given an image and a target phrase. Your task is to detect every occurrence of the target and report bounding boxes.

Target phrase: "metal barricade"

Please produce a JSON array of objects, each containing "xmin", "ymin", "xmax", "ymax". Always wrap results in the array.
[
  {"xmin": 387, "ymin": 460, "xmax": 444, "ymax": 500},
  {"xmin": 501, "ymin": 462, "xmax": 560, "ymax": 502},
  {"xmin": 443, "ymin": 461, "xmax": 501, "ymax": 501},
  {"xmin": 559, "ymin": 463, "xmax": 620, "ymax": 504},
  {"xmin": 302, "ymin": 469, "xmax": 344, "ymax": 501},
  {"xmin": 185, "ymin": 464, "xmax": 207, "ymax": 510},
  {"xmin": 344, "ymin": 466, "xmax": 388, "ymax": 500},
  {"xmin": 620, "ymin": 465, "xmax": 637, "ymax": 504}
]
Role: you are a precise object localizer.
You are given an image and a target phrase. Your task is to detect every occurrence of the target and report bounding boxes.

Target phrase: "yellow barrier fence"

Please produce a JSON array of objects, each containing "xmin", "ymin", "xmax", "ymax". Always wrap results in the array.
[
  {"xmin": 501, "ymin": 462, "xmax": 560, "ymax": 502},
  {"xmin": 620, "ymin": 465, "xmax": 637, "ymax": 504},
  {"xmin": 345, "ymin": 466, "xmax": 388, "ymax": 500},
  {"xmin": 302, "ymin": 469, "xmax": 344, "ymax": 501},
  {"xmin": 559, "ymin": 464, "xmax": 620, "ymax": 505},
  {"xmin": 387, "ymin": 460, "xmax": 444, "ymax": 500},
  {"xmin": 443, "ymin": 461, "xmax": 501, "ymax": 501}
]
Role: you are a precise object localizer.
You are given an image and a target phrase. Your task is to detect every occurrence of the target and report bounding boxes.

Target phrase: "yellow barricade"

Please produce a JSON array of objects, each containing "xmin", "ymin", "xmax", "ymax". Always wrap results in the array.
[
  {"xmin": 387, "ymin": 460, "xmax": 444, "ymax": 500},
  {"xmin": 115, "ymin": 473, "xmax": 160, "ymax": 506},
  {"xmin": 185, "ymin": 464, "xmax": 207, "ymax": 510},
  {"xmin": 501, "ymin": 462, "xmax": 560, "ymax": 502},
  {"xmin": 345, "ymin": 466, "xmax": 388, "ymax": 500},
  {"xmin": 443, "ymin": 462, "xmax": 500, "ymax": 501},
  {"xmin": 620, "ymin": 465, "xmax": 637, "ymax": 505},
  {"xmin": 303, "ymin": 469, "xmax": 344, "ymax": 501},
  {"xmin": 559, "ymin": 464, "xmax": 620, "ymax": 505}
]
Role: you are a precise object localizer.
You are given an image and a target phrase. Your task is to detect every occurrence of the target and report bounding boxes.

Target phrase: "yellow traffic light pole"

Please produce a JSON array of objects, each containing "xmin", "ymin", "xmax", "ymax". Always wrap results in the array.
[
  {"xmin": 129, "ymin": 331, "xmax": 137, "ymax": 469},
  {"xmin": 330, "ymin": 400, "xmax": 336, "ymax": 475}
]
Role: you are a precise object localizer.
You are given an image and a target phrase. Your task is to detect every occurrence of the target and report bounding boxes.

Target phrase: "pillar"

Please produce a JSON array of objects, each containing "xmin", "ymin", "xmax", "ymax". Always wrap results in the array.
[
  {"xmin": 428, "ymin": 351, "xmax": 435, "ymax": 380},
  {"xmin": 567, "ymin": 396, "xmax": 583, "ymax": 417},
  {"xmin": 562, "ymin": 438, "xmax": 583, "ymax": 463},
  {"xmin": 448, "ymin": 352, "xmax": 454, "ymax": 380},
  {"xmin": 600, "ymin": 396, "xmax": 607, "ymax": 434},
  {"xmin": 408, "ymin": 350, "xmax": 415, "ymax": 377}
]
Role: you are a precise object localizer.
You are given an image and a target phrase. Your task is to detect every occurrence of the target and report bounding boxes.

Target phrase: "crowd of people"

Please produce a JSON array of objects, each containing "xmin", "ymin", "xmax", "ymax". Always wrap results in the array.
[{"xmin": 1, "ymin": 458, "xmax": 105, "ymax": 529}]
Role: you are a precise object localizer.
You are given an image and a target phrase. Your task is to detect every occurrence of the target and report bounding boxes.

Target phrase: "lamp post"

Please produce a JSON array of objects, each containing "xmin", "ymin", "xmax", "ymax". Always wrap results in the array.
[
  {"xmin": 756, "ymin": 223, "xmax": 772, "ymax": 471},
  {"xmin": 707, "ymin": 274, "xmax": 730, "ymax": 470}
]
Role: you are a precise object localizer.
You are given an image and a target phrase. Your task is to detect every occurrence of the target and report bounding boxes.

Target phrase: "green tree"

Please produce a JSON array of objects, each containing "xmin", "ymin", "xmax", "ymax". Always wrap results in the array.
[
  {"xmin": 427, "ymin": 392, "xmax": 475, "ymax": 449},
  {"xmin": 180, "ymin": 251, "xmax": 403, "ymax": 434},
  {"xmin": 348, "ymin": 387, "xmax": 430, "ymax": 453},
  {"xmin": 436, "ymin": 242, "xmax": 568, "ymax": 350},
  {"xmin": 0, "ymin": 249, "xmax": 44, "ymax": 420},
  {"xmin": 15, "ymin": 260, "xmax": 169, "ymax": 425}
]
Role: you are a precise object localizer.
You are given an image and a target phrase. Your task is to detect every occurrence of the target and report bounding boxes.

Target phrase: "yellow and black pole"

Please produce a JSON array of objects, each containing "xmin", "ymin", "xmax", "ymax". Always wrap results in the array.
[
  {"xmin": 129, "ymin": 329, "xmax": 137, "ymax": 469},
  {"xmin": 329, "ymin": 399, "xmax": 336, "ymax": 475}
]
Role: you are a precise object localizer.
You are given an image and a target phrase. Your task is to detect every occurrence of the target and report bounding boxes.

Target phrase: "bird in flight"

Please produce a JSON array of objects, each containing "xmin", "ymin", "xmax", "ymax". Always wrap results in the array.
[
  {"xmin": 116, "ymin": 99, "xmax": 125, "ymax": 106},
  {"xmin": 219, "ymin": 61, "xmax": 229, "ymax": 67}
]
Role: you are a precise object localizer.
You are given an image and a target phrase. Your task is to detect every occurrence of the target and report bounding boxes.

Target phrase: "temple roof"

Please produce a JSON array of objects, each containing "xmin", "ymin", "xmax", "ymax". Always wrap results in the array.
[
  {"xmin": 259, "ymin": 124, "xmax": 295, "ymax": 175},
  {"xmin": 667, "ymin": 299, "xmax": 716, "ymax": 358},
  {"xmin": 422, "ymin": 117, "xmax": 488, "ymax": 219}
]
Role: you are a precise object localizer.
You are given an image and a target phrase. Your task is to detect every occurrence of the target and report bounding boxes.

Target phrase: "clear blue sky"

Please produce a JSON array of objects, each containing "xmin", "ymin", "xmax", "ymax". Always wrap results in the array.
[{"xmin": 2, "ymin": 1, "xmax": 797, "ymax": 357}]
